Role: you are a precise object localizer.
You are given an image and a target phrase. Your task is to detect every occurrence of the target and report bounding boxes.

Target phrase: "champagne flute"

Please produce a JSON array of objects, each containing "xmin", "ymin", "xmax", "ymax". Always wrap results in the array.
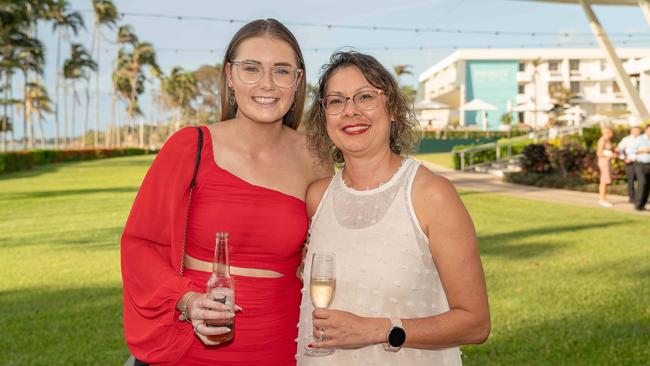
[{"xmin": 305, "ymin": 252, "xmax": 336, "ymax": 357}]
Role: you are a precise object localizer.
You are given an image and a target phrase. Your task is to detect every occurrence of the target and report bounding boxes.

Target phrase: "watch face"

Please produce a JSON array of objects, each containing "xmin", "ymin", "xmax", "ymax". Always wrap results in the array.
[{"xmin": 388, "ymin": 327, "xmax": 406, "ymax": 347}]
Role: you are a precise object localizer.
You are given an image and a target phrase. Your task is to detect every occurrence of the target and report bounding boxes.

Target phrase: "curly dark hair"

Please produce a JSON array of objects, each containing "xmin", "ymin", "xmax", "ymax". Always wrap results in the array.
[{"xmin": 304, "ymin": 51, "xmax": 419, "ymax": 164}]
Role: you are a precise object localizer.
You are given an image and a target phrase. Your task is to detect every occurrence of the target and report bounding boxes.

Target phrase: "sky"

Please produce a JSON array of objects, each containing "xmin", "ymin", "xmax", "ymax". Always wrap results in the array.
[{"xmin": 21, "ymin": 0, "xmax": 650, "ymax": 139}]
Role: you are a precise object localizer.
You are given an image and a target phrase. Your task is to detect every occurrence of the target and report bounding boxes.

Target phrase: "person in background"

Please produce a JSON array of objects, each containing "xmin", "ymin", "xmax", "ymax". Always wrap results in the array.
[
  {"xmin": 630, "ymin": 125, "xmax": 650, "ymax": 211},
  {"xmin": 596, "ymin": 126, "xmax": 614, "ymax": 207},
  {"xmin": 616, "ymin": 126, "xmax": 641, "ymax": 203},
  {"xmin": 121, "ymin": 19, "xmax": 331, "ymax": 366},
  {"xmin": 297, "ymin": 51, "xmax": 489, "ymax": 365}
]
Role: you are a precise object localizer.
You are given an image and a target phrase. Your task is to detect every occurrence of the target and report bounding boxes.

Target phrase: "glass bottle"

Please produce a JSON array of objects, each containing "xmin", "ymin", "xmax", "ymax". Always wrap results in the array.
[{"xmin": 205, "ymin": 232, "xmax": 235, "ymax": 342}]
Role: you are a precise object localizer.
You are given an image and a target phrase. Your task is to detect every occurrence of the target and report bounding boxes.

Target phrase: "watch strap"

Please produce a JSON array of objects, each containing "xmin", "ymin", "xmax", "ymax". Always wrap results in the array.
[{"xmin": 383, "ymin": 317, "xmax": 405, "ymax": 352}]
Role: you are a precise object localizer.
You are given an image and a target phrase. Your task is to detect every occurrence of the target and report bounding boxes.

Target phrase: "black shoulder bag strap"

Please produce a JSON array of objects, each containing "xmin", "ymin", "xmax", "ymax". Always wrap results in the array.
[{"xmin": 179, "ymin": 126, "xmax": 204, "ymax": 276}]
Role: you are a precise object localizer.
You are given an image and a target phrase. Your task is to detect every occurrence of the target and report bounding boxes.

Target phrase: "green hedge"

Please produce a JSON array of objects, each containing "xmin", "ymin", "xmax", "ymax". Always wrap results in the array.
[
  {"xmin": 0, "ymin": 148, "xmax": 154, "ymax": 174},
  {"xmin": 504, "ymin": 171, "xmax": 628, "ymax": 195},
  {"xmin": 452, "ymin": 139, "xmax": 532, "ymax": 170},
  {"xmin": 419, "ymin": 130, "xmax": 528, "ymax": 140},
  {"xmin": 417, "ymin": 138, "xmax": 497, "ymax": 153}
]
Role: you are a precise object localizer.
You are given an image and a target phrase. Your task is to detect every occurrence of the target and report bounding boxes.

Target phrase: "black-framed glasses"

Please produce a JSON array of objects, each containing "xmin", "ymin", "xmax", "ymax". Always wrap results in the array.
[
  {"xmin": 320, "ymin": 90, "xmax": 384, "ymax": 115},
  {"xmin": 230, "ymin": 61, "xmax": 302, "ymax": 89}
]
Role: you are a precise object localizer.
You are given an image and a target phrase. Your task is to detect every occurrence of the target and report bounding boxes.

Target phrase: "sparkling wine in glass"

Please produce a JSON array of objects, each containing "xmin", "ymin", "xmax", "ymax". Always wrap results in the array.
[
  {"xmin": 305, "ymin": 252, "xmax": 336, "ymax": 357},
  {"xmin": 205, "ymin": 232, "xmax": 235, "ymax": 342}
]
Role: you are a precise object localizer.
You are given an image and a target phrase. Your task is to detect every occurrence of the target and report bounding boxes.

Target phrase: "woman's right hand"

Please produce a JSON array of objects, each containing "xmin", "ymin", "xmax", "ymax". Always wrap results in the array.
[{"xmin": 188, "ymin": 293, "xmax": 239, "ymax": 346}]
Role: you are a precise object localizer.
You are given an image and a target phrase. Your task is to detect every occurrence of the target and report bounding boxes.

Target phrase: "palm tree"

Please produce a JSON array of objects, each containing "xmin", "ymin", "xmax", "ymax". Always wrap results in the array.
[
  {"xmin": 2, "ymin": 1, "xmax": 46, "ymax": 149},
  {"xmin": 18, "ymin": 40, "xmax": 45, "ymax": 149},
  {"xmin": 111, "ymin": 25, "xmax": 138, "ymax": 147},
  {"xmin": 25, "ymin": 81, "xmax": 53, "ymax": 148},
  {"xmin": 113, "ymin": 39, "xmax": 160, "ymax": 147},
  {"xmin": 47, "ymin": 0, "xmax": 84, "ymax": 149},
  {"xmin": 393, "ymin": 64, "xmax": 413, "ymax": 84},
  {"xmin": 90, "ymin": 0, "xmax": 118, "ymax": 148},
  {"xmin": 193, "ymin": 63, "xmax": 221, "ymax": 121},
  {"xmin": 63, "ymin": 43, "xmax": 97, "ymax": 148},
  {"xmin": 162, "ymin": 66, "xmax": 198, "ymax": 131}
]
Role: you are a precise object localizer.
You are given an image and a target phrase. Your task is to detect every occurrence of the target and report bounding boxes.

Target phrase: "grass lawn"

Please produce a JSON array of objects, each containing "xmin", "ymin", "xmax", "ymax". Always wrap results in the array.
[
  {"xmin": 415, "ymin": 152, "xmax": 454, "ymax": 169},
  {"xmin": 1, "ymin": 155, "xmax": 648, "ymax": 365}
]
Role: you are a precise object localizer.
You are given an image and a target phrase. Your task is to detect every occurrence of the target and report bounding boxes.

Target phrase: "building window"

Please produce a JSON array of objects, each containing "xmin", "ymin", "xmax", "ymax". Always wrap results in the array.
[
  {"xmin": 518, "ymin": 83, "xmax": 525, "ymax": 94},
  {"xmin": 548, "ymin": 60, "xmax": 560, "ymax": 72},
  {"xmin": 600, "ymin": 59, "xmax": 608, "ymax": 71},
  {"xmin": 518, "ymin": 112, "xmax": 525, "ymax": 124},
  {"xmin": 613, "ymin": 82, "xmax": 621, "ymax": 94},
  {"xmin": 569, "ymin": 59, "xmax": 580, "ymax": 72},
  {"xmin": 612, "ymin": 103, "xmax": 627, "ymax": 111},
  {"xmin": 518, "ymin": 62, "xmax": 526, "ymax": 72},
  {"xmin": 570, "ymin": 81, "xmax": 581, "ymax": 94}
]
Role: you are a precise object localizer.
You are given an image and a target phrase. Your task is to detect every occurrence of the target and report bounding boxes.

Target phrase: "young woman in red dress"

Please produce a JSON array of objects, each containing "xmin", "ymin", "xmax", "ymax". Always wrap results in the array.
[{"xmin": 121, "ymin": 19, "xmax": 332, "ymax": 366}]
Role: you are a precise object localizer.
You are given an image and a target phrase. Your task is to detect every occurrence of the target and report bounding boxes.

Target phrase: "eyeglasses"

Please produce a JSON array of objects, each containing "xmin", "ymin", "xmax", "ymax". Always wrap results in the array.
[
  {"xmin": 320, "ymin": 90, "xmax": 383, "ymax": 115},
  {"xmin": 230, "ymin": 61, "xmax": 302, "ymax": 89}
]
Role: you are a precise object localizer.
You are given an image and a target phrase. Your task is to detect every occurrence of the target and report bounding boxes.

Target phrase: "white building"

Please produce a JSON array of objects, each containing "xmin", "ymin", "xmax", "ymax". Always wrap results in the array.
[{"xmin": 417, "ymin": 48, "xmax": 650, "ymax": 130}]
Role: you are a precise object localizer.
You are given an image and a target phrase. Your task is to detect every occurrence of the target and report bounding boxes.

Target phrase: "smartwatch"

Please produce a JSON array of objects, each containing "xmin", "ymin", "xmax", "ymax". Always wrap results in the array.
[{"xmin": 383, "ymin": 317, "xmax": 406, "ymax": 352}]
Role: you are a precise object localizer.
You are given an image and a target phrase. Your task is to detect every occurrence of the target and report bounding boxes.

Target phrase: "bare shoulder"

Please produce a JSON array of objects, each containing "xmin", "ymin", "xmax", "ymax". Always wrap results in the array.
[
  {"xmin": 412, "ymin": 166, "xmax": 475, "ymax": 244},
  {"xmin": 290, "ymin": 129, "xmax": 334, "ymax": 181},
  {"xmin": 412, "ymin": 165, "xmax": 460, "ymax": 205},
  {"xmin": 306, "ymin": 176, "xmax": 333, "ymax": 217}
]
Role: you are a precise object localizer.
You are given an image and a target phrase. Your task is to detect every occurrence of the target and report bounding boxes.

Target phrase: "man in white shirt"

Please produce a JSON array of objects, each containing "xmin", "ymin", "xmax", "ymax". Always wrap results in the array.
[
  {"xmin": 630, "ymin": 125, "xmax": 650, "ymax": 211},
  {"xmin": 616, "ymin": 126, "xmax": 641, "ymax": 203}
]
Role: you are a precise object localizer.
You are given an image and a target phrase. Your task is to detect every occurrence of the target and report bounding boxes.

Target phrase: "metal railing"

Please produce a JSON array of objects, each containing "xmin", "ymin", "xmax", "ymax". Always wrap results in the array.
[{"xmin": 454, "ymin": 122, "xmax": 596, "ymax": 171}]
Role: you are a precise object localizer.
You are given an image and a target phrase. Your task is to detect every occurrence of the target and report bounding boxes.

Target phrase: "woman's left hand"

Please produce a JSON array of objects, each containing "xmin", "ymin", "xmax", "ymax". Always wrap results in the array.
[{"xmin": 309, "ymin": 308, "xmax": 388, "ymax": 350}]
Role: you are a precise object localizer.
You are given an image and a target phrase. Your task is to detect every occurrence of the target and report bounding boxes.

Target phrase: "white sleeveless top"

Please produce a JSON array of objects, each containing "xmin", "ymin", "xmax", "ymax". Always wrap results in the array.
[{"xmin": 296, "ymin": 158, "xmax": 462, "ymax": 366}]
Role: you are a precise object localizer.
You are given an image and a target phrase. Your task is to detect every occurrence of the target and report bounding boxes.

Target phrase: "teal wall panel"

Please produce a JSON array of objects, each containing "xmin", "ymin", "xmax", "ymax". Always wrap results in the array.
[{"xmin": 465, "ymin": 60, "xmax": 518, "ymax": 130}]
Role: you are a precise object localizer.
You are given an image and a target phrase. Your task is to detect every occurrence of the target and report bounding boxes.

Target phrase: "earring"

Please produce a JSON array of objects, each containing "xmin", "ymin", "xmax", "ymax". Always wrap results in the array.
[
  {"xmin": 229, "ymin": 91, "xmax": 236, "ymax": 106},
  {"xmin": 290, "ymin": 102, "xmax": 296, "ymax": 111}
]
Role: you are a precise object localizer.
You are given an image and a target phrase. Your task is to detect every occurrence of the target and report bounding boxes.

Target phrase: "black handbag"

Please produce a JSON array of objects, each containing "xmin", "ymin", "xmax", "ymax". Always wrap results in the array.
[{"xmin": 126, "ymin": 126, "xmax": 204, "ymax": 366}]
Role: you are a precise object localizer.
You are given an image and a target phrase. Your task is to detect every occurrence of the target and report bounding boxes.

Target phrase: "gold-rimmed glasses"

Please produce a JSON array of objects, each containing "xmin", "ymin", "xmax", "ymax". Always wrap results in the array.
[
  {"xmin": 230, "ymin": 61, "xmax": 302, "ymax": 89},
  {"xmin": 320, "ymin": 90, "xmax": 383, "ymax": 115}
]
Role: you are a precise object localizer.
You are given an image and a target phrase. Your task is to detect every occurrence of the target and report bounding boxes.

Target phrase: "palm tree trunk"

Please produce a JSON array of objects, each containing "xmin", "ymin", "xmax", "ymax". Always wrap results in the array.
[
  {"xmin": 9, "ymin": 73, "xmax": 15, "ymax": 150},
  {"xmin": 115, "ymin": 98, "xmax": 121, "ymax": 148},
  {"xmin": 112, "ymin": 48, "xmax": 120, "ymax": 148},
  {"xmin": 71, "ymin": 80, "xmax": 77, "ymax": 148},
  {"xmin": 38, "ymin": 115, "xmax": 45, "ymax": 148},
  {"xmin": 63, "ymin": 78, "xmax": 69, "ymax": 148},
  {"xmin": 85, "ymin": 25, "xmax": 97, "ymax": 149},
  {"xmin": 3, "ymin": 73, "xmax": 8, "ymax": 152},
  {"xmin": 94, "ymin": 29, "xmax": 101, "ymax": 148},
  {"xmin": 23, "ymin": 75, "xmax": 29, "ymax": 150},
  {"xmin": 55, "ymin": 29, "xmax": 62, "ymax": 149},
  {"xmin": 82, "ymin": 81, "xmax": 90, "ymax": 148}
]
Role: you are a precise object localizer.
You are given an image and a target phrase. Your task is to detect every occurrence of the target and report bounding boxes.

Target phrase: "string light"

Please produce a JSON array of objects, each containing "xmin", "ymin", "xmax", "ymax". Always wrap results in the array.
[{"xmin": 76, "ymin": 9, "xmax": 650, "ymax": 39}]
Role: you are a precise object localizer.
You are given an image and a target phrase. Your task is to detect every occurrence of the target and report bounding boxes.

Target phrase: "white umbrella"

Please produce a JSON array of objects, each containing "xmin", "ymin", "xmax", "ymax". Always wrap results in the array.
[
  {"xmin": 463, "ymin": 98, "xmax": 498, "ymax": 111},
  {"xmin": 463, "ymin": 99, "xmax": 497, "ymax": 131},
  {"xmin": 414, "ymin": 100, "xmax": 448, "ymax": 111}
]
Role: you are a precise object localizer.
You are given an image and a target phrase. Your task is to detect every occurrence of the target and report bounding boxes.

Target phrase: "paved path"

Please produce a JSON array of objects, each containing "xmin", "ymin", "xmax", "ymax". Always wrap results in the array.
[{"xmin": 418, "ymin": 161, "xmax": 649, "ymax": 216}]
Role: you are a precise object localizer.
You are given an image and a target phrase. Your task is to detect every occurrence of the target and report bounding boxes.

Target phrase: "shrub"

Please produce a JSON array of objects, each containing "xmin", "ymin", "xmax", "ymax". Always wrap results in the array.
[
  {"xmin": 420, "ymin": 130, "xmax": 527, "ymax": 140},
  {"xmin": 0, "ymin": 148, "xmax": 155, "ymax": 174},
  {"xmin": 546, "ymin": 141, "xmax": 589, "ymax": 178},
  {"xmin": 0, "ymin": 152, "xmax": 35, "ymax": 173},
  {"xmin": 520, "ymin": 144, "xmax": 552, "ymax": 173}
]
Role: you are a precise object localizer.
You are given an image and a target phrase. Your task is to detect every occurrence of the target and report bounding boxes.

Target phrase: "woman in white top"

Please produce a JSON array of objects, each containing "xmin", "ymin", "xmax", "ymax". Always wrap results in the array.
[{"xmin": 297, "ymin": 51, "xmax": 490, "ymax": 365}]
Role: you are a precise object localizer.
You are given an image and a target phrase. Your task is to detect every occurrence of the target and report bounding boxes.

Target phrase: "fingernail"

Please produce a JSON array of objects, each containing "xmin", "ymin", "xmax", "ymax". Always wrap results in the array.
[
  {"xmin": 235, "ymin": 305, "xmax": 243, "ymax": 312},
  {"xmin": 227, "ymin": 312, "xmax": 235, "ymax": 318},
  {"xmin": 306, "ymin": 343, "xmax": 314, "ymax": 348}
]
